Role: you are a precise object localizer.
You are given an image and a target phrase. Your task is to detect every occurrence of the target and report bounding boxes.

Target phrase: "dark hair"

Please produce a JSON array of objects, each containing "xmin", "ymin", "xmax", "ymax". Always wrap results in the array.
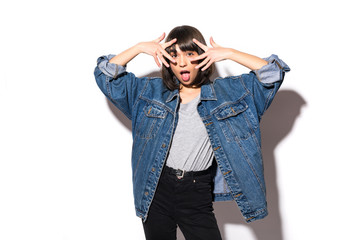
[{"xmin": 161, "ymin": 25, "xmax": 215, "ymax": 91}]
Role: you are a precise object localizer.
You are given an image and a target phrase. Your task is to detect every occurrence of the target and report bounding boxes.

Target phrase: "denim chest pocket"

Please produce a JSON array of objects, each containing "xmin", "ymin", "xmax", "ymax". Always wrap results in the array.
[
  {"xmin": 136, "ymin": 103, "xmax": 167, "ymax": 139},
  {"xmin": 214, "ymin": 100, "xmax": 258, "ymax": 141}
]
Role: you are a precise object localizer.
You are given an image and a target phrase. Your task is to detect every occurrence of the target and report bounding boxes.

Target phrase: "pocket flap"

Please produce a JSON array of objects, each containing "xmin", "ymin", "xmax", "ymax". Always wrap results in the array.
[
  {"xmin": 214, "ymin": 101, "xmax": 248, "ymax": 120},
  {"xmin": 144, "ymin": 104, "xmax": 167, "ymax": 118}
]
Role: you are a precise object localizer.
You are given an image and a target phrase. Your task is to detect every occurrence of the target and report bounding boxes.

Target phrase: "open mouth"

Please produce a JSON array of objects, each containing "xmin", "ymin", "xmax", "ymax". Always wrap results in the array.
[{"xmin": 180, "ymin": 70, "xmax": 190, "ymax": 81}]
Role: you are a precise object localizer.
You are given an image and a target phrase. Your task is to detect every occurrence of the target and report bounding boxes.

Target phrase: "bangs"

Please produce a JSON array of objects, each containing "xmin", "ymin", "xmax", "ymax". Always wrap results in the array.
[
  {"xmin": 168, "ymin": 36, "xmax": 203, "ymax": 54},
  {"xmin": 165, "ymin": 25, "xmax": 206, "ymax": 55}
]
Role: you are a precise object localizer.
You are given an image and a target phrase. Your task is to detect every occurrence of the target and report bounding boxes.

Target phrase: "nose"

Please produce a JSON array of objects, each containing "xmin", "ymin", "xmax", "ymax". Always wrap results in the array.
[{"xmin": 179, "ymin": 55, "xmax": 187, "ymax": 67}]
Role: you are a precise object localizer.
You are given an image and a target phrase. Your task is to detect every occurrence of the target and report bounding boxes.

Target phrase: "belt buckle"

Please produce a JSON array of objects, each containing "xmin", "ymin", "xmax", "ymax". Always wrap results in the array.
[{"xmin": 175, "ymin": 169, "xmax": 185, "ymax": 179}]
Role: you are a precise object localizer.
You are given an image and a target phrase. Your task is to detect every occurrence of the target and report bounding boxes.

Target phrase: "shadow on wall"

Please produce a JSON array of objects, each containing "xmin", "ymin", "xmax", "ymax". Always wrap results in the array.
[
  {"xmin": 105, "ymin": 70, "xmax": 306, "ymax": 240},
  {"xmin": 213, "ymin": 89, "xmax": 306, "ymax": 240}
]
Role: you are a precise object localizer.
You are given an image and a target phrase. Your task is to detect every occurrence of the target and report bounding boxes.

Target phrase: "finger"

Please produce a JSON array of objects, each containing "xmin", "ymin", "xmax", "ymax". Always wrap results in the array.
[
  {"xmin": 159, "ymin": 49, "xmax": 176, "ymax": 63},
  {"xmin": 201, "ymin": 59, "xmax": 214, "ymax": 71},
  {"xmin": 154, "ymin": 32, "xmax": 166, "ymax": 43},
  {"xmin": 189, "ymin": 52, "xmax": 208, "ymax": 62},
  {"xmin": 163, "ymin": 38, "xmax": 177, "ymax": 48},
  {"xmin": 210, "ymin": 37, "xmax": 220, "ymax": 48},
  {"xmin": 195, "ymin": 56, "xmax": 210, "ymax": 69},
  {"xmin": 193, "ymin": 38, "xmax": 208, "ymax": 51},
  {"xmin": 152, "ymin": 54, "xmax": 161, "ymax": 67},
  {"xmin": 157, "ymin": 52, "xmax": 170, "ymax": 67},
  {"xmin": 160, "ymin": 58, "xmax": 170, "ymax": 68}
]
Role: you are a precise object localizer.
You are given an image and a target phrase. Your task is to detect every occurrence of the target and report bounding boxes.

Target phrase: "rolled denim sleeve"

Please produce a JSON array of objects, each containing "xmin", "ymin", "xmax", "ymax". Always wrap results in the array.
[
  {"xmin": 241, "ymin": 54, "xmax": 290, "ymax": 118},
  {"xmin": 254, "ymin": 54, "xmax": 290, "ymax": 84},
  {"xmin": 94, "ymin": 55, "xmax": 149, "ymax": 120},
  {"xmin": 97, "ymin": 54, "xmax": 127, "ymax": 78}
]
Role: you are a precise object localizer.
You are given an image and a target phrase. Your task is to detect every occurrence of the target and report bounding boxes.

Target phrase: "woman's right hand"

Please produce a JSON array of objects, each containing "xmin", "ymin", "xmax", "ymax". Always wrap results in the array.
[
  {"xmin": 137, "ymin": 33, "xmax": 177, "ymax": 68},
  {"xmin": 109, "ymin": 33, "xmax": 177, "ymax": 68}
]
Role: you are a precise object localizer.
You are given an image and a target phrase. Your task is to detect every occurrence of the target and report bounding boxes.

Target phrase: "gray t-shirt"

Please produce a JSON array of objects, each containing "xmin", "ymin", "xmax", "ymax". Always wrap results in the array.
[{"xmin": 166, "ymin": 94, "xmax": 214, "ymax": 171}]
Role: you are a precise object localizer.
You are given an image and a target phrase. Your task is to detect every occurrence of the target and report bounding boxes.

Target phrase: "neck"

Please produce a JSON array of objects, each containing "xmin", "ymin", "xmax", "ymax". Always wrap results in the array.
[{"xmin": 179, "ymin": 85, "xmax": 201, "ymax": 104}]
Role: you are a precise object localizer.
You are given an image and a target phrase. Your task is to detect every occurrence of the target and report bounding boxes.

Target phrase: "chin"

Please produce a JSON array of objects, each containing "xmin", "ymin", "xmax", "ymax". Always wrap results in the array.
[{"xmin": 180, "ymin": 81, "xmax": 194, "ymax": 87}]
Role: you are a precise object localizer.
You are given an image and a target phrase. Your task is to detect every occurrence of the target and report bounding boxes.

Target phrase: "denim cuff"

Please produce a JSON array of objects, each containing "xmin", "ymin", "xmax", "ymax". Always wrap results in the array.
[
  {"xmin": 97, "ymin": 54, "xmax": 127, "ymax": 78},
  {"xmin": 255, "ymin": 54, "xmax": 290, "ymax": 84}
]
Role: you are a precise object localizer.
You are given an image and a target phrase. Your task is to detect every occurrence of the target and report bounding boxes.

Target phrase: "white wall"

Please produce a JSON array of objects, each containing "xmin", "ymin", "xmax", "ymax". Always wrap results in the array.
[{"xmin": 1, "ymin": 0, "xmax": 359, "ymax": 240}]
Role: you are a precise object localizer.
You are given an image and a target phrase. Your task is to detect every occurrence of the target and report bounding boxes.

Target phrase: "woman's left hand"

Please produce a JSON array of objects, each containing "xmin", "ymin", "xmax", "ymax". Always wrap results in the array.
[{"xmin": 190, "ymin": 37, "xmax": 233, "ymax": 71}]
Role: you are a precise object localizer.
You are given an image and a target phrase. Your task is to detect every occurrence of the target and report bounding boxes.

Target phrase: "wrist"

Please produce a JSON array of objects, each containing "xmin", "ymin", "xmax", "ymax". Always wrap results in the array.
[
  {"xmin": 132, "ymin": 42, "xmax": 144, "ymax": 55},
  {"xmin": 136, "ymin": 42, "xmax": 150, "ymax": 55},
  {"xmin": 228, "ymin": 48, "xmax": 242, "ymax": 61},
  {"xmin": 109, "ymin": 44, "xmax": 142, "ymax": 66}
]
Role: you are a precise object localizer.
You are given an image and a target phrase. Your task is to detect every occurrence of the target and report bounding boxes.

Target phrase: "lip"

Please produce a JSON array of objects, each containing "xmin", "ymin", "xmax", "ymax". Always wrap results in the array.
[{"xmin": 179, "ymin": 70, "xmax": 191, "ymax": 82}]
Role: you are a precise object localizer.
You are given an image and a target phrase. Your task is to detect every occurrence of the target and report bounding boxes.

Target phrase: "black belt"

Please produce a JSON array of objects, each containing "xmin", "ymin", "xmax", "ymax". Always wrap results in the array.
[{"xmin": 164, "ymin": 166, "xmax": 212, "ymax": 179}]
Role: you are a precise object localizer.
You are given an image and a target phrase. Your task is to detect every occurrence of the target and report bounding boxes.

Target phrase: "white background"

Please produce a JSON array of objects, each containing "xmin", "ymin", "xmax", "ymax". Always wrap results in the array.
[{"xmin": 1, "ymin": 0, "xmax": 359, "ymax": 240}]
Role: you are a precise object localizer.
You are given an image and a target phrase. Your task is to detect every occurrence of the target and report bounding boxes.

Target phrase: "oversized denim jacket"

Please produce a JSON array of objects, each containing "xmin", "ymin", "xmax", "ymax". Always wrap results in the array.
[{"xmin": 94, "ymin": 54, "xmax": 290, "ymax": 223}]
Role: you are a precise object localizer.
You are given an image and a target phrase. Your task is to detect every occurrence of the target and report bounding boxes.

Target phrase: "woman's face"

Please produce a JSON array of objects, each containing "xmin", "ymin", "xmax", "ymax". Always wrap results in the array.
[{"xmin": 169, "ymin": 44, "xmax": 200, "ymax": 88}]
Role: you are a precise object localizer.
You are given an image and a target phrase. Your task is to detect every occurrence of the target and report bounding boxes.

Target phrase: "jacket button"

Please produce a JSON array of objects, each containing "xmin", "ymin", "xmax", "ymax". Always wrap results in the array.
[
  {"xmin": 151, "ymin": 168, "xmax": 155, "ymax": 172},
  {"xmin": 162, "ymin": 143, "xmax": 166, "ymax": 148},
  {"xmin": 234, "ymin": 193, "xmax": 243, "ymax": 198},
  {"xmin": 144, "ymin": 191, "xmax": 149, "ymax": 196}
]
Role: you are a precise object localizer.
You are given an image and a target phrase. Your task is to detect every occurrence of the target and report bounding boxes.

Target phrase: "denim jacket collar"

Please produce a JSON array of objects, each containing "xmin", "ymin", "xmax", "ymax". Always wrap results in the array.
[
  {"xmin": 165, "ymin": 89, "xmax": 179, "ymax": 103},
  {"xmin": 200, "ymin": 83, "xmax": 217, "ymax": 101},
  {"xmin": 165, "ymin": 83, "xmax": 217, "ymax": 103}
]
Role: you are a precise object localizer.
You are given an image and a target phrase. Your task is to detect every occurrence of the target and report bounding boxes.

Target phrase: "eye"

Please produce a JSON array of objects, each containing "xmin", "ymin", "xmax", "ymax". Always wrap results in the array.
[
  {"xmin": 171, "ymin": 53, "xmax": 177, "ymax": 58},
  {"xmin": 187, "ymin": 52, "xmax": 194, "ymax": 56}
]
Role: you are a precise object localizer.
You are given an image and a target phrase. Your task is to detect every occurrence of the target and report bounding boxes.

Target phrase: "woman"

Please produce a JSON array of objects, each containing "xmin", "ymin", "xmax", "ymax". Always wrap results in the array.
[{"xmin": 94, "ymin": 25, "xmax": 290, "ymax": 240}]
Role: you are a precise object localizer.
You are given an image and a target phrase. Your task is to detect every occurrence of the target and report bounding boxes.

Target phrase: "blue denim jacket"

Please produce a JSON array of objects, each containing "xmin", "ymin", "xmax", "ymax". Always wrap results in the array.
[{"xmin": 94, "ymin": 55, "xmax": 290, "ymax": 223}]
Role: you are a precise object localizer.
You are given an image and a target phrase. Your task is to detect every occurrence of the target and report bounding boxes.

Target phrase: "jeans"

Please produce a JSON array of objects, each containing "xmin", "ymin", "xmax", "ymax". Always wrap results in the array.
[{"xmin": 142, "ymin": 166, "xmax": 222, "ymax": 240}]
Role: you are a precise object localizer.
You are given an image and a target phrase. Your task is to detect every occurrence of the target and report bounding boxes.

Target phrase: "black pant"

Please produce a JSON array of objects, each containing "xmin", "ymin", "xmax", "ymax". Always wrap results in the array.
[{"xmin": 143, "ymin": 166, "xmax": 222, "ymax": 240}]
